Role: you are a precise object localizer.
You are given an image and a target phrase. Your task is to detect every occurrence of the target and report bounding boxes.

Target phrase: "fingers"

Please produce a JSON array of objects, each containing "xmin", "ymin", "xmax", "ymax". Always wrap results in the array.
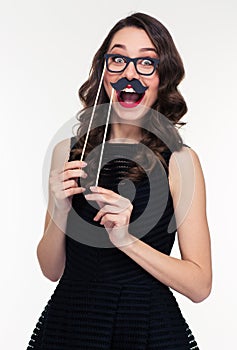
[
  {"xmin": 59, "ymin": 168, "xmax": 87, "ymax": 181},
  {"xmin": 100, "ymin": 213, "xmax": 128, "ymax": 227},
  {"xmin": 54, "ymin": 186, "xmax": 86, "ymax": 200},
  {"xmin": 63, "ymin": 160, "xmax": 87, "ymax": 172},
  {"xmin": 86, "ymin": 186, "xmax": 122, "ymax": 204},
  {"xmin": 51, "ymin": 161, "xmax": 87, "ymax": 176},
  {"xmin": 49, "ymin": 161, "xmax": 87, "ymax": 204},
  {"xmin": 85, "ymin": 186, "xmax": 133, "ymax": 221},
  {"xmin": 51, "ymin": 179, "xmax": 78, "ymax": 192},
  {"xmin": 93, "ymin": 204, "xmax": 128, "ymax": 221},
  {"xmin": 50, "ymin": 161, "xmax": 87, "ymax": 186},
  {"xmin": 85, "ymin": 193, "xmax": 110, "ymax": 203},
  {"xmin": 90, "ymin": 186, "xmax": 124, "ymax": 200},
  {"xmin": 100, "ymin": 214, "xmax": 116, "ymax": 226},
  {"xmin": 63, "ymin": 179, "xmax": 78, "ymax": 191},
  {"xmin": 85, "ymin": 192, "xmax": 131, "ymax": 209},
  {"xmin": 90, "ymin": 186, "xmax": 112, "ymax": 194},
  {"xmin": 63, "ymin": 186, "xmax": 86, "ymax": 197}
]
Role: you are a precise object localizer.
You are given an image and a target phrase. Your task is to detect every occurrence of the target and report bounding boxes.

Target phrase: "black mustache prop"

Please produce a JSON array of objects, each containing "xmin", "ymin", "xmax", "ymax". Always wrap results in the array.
[{"xmin": 110, "ymin": 78, "xmax": 148, "ymax": 94}]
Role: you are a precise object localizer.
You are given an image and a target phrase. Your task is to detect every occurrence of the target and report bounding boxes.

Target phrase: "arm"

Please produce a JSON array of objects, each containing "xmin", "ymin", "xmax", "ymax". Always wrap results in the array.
[
  {"xmin": 37, "ymin": 138, "xmax": 86, "ymax": 282},
  {"xmin": 37, "ymin": 208, "xmax": 68, "ymax": 282},
  {"xmin": 118, "ymin": 147, "xmax": 212, "ymax": 303},
  {"xmin": 86, "ymin": 147, "xmax": 212, "ymax": 302}
]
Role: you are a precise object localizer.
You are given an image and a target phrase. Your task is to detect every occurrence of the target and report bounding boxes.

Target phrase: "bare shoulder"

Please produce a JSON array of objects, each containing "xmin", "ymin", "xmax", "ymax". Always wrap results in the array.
[
  {"xmin": 168, "ymin": 145, "xmax": 205, "ymax": 197},
  {"xmin": 169, "ymin": 145, "xmax": 201, "ymax": 169}
]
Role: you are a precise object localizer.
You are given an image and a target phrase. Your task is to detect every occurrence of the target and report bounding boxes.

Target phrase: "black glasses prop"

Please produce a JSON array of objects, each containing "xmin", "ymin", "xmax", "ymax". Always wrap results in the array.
[{"xmin": 104, "ymin": 54, "xmax": 160, "ymax": 76}]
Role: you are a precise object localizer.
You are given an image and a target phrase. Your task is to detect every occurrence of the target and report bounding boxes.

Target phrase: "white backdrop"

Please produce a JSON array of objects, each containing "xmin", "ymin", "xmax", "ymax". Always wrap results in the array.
[{"xmin": 1, "ymin": 0, "xmax": 236, "ymax": 349}]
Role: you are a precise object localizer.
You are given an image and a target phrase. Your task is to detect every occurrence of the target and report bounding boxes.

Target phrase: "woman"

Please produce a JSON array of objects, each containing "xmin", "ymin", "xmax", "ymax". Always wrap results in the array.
[{"xmin": 27, "ymin": 12, "xmax": 212, "ymax": 349}]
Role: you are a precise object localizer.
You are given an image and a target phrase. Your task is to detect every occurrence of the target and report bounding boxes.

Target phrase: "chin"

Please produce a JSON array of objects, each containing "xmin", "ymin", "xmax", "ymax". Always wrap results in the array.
[{"xmin": 111, "ymin": 101, "xmax": 151, "ymax": 123}]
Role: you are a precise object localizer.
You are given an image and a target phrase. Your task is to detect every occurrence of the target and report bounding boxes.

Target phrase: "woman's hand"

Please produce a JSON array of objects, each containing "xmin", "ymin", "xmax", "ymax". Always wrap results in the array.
[
  {"xmin": 85, "ymin": 186, "xmax": 135, "ymax": 247},
  {"xmin": 49, "ymin": 160, "xmax": 87, "ymax": 214}
]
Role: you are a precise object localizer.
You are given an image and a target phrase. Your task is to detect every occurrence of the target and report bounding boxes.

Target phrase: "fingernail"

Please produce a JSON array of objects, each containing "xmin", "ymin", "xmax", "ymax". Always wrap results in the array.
[
  {"xmin": 81, "ymin": 161, "xmax": 87, "ymax": 166},
  {"xmin": 90, "ymin": 186, "xmax": 97, "ymax": 191}
]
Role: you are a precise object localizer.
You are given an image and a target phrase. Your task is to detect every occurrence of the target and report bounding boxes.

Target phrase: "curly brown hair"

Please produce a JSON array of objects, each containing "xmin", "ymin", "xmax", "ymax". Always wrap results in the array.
[{"xmin": 71, "ymin": 12, "xmax": 187, "ymax": 184}]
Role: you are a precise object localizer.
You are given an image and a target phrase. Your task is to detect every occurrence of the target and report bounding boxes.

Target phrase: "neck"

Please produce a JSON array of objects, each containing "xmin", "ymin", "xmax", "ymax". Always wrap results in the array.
[{"xmin": 108, "ymin": 123, "xmax": 142, "ymax": 143}]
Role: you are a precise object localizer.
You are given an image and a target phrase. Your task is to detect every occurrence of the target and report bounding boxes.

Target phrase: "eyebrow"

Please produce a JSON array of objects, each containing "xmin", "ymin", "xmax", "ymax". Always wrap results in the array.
[{"xmin": 109, "ymin": 44, "xmax": 157, "ymax": 53}]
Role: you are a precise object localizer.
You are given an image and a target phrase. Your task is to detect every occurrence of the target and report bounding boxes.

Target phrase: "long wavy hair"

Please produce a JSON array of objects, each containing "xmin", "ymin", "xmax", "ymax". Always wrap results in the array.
[{"xmin": 71, "ymin": 12, "xmax": 187, "ymax": 184}]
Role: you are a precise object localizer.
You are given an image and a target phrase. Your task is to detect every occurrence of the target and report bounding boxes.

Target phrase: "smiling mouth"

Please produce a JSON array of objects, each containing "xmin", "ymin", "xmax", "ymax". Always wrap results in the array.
[{"xmin": 116, "ymin": 86, "xmax": 145, "ymax": 108}]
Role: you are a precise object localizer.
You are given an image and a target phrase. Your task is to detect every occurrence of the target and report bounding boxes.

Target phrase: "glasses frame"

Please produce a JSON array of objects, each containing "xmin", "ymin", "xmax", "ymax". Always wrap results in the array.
[{"xmin": 104, "ymin": 54, "xmax": 160, "ymax": 76}]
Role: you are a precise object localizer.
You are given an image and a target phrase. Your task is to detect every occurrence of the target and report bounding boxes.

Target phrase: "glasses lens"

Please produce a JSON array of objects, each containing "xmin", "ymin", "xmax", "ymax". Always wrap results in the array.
[
  {"xmin": 136, "ymin": 58, "xmax": 155, "ymax": 75},
  {"xmin": 107, "ymin": 55, "xmax": 127, "ymax": 72}
]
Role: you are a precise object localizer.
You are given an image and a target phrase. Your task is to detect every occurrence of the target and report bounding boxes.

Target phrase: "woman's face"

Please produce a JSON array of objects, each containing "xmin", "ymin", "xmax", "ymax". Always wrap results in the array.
[{"xmin": 103, "ymin": 26, "xmax": 159, "ymax": 121}]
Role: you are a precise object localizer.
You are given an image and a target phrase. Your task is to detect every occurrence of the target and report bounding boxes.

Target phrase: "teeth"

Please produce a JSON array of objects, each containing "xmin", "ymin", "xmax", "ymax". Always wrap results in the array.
[{"xmin": 121, "ymin": 87, "xmax": 136, "ymax": 93}]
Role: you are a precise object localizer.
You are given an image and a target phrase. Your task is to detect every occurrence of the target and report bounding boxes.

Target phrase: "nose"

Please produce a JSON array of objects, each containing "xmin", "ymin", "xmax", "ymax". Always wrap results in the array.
[{"xmin": 123, "ymin": 61, "xmax": 140, "ymax": 80}]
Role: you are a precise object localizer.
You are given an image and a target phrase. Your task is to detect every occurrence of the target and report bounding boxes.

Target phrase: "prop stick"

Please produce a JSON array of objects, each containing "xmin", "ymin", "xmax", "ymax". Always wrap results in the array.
[
  {"xmin": 80, "ymin": 62, "xmax": 106, "ymax": 162},
  {"xmin": 94, "ymin": 88, "xmax": 115, "ymax": 186}
]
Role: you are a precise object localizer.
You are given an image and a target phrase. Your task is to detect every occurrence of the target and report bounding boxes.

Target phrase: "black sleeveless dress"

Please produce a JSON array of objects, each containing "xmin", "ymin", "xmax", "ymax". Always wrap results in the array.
[{"xmin": 27, "ymin": 137, "xmax": 199, "ymax": 350}]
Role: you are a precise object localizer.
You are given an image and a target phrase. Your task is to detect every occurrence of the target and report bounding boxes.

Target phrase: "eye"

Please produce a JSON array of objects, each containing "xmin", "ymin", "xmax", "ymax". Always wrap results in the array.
[
  {"xmin": 141, "ymin": 58, "xmax": 153, "ymax": 66},
  {"xmin": 113, "ymin": 56, "xmax": 126, "ymax": 64}
]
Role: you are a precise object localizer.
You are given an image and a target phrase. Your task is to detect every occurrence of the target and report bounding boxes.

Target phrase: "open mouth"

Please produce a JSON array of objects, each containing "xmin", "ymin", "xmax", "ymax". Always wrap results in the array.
[{"xmin": 116, "ymin": 86, "xmax": 145, "ymax": 108}]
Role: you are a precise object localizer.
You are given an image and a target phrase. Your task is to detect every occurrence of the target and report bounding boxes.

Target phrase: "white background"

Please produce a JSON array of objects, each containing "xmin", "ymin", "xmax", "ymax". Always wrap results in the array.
[{"xmin": 1, "ymin": 0, "xmax": 236, "ymax": 349}]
